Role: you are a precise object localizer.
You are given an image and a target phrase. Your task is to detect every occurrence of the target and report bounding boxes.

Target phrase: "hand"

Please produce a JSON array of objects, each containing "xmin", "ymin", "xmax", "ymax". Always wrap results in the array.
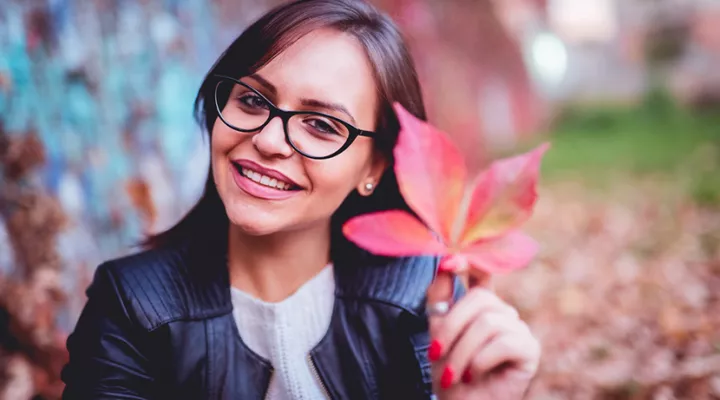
[{"xmin": 426, "ymin": 271, "xmax": 540, "ymax": 399}]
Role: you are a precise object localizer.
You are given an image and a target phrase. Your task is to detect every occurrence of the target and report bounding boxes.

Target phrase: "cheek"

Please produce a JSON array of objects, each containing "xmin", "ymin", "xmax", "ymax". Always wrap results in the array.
[
  {"xmin": 211, "ymin": 120, "xmax": 239, "ymax": 158},
  {"xmin": 210, "ymin": 120, "xmax": 248, "ymax": 195},
  {"xmin": 306, "ymin": 146, "xmax": 372, "ymax": 198}
]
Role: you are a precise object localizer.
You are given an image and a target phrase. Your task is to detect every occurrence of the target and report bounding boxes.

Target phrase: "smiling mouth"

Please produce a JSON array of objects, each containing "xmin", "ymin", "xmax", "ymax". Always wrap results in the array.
[{"xmin": 231, "ymin": 162, "xmax": 300, "ymax": 191}]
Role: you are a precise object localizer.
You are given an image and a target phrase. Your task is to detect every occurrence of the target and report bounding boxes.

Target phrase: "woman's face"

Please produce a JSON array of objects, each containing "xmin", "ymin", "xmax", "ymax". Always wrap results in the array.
[{"xmin": 211, "ymin": 28, "xmax": 385, "ymax": 237}]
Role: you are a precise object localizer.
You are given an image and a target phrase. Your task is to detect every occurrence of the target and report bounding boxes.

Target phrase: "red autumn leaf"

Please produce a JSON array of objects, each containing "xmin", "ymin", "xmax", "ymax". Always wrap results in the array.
[
  {"xmin": 456, "ymin": 231, "xmax": 539, "ymax": 275},
  {"xmin": 342, "ymin": 103, "xmax": 549, "ymax": 281},
  {"xmin": 341, "ymin": 210, "xmax": 446, "ymax": 257},
  {"xmin": 393, "ymin": 105, "xmax": 466, "ymax": 242},
  {"xmin": 461, "ymin": 144, "xmax": 549, "ymax": 244}
]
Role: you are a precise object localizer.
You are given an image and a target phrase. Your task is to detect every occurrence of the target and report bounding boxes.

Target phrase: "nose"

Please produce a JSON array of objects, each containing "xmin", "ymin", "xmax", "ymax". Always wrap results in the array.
[{"xmin": 251, "ymin": 116, "xmax": 294, "ymax": 158}]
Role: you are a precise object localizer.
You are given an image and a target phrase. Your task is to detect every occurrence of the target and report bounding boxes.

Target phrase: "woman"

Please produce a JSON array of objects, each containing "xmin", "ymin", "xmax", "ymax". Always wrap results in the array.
[{"xmin": 61, "ymin": 0, "xmax": 540, "ymax": 399}]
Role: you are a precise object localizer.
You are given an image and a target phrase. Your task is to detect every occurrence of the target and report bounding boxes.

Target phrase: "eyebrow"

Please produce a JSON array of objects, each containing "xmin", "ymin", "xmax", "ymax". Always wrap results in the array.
[
  {"xmin": 247, "ymin": 73, "xmax": 357, "ymax": 126},
  {"xmin": 299, "ymin": 99, "xmax": 356, "ymax": 126},
  {"xmin": 247, "ymin": 74, "xmax": 277, "ymax": 95}
]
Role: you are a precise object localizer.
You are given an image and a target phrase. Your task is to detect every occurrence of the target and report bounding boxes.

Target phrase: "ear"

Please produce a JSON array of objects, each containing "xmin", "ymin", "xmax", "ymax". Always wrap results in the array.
[{"xmin": 357, "ymin": 152, "xmax": 388, "ymax": 197}]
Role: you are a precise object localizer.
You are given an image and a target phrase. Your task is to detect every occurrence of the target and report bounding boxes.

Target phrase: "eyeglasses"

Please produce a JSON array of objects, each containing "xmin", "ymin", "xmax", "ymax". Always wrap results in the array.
[{"xmin": 213, "ymin": 75, "xmax": 376, "ymax": 160}]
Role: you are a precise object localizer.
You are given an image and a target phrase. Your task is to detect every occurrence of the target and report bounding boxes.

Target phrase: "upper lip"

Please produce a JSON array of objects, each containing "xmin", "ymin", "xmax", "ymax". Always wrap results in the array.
[{"xmin": 231, "ymin": 159, "xmax": 301, "ymax": 188}]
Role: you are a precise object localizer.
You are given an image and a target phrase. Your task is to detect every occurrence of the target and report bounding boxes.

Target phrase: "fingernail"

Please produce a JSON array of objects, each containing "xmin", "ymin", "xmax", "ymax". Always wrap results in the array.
[
  {"xmin": 462, "ymin": 368, "xmax": 472, "ymax": 383},
  {"xmin": 441, "ymin": 366, "xmax": 454, "ymax": 389},
  {"xmin": 438, "ymin": 259, "xmax": 454, "ymax": 272},
  {"xmin": 428, "ymin": 340, "xmax": 442, "ymax": 361}
]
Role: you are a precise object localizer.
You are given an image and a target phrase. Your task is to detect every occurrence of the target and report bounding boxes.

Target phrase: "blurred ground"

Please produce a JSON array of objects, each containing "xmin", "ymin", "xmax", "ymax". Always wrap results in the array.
[
  {"xmin": 504, "ymin": 178, "xmax": 720, "ymax": 399},
  {"xmin": 1, "ymin": 0, "xmax": 719, "ymax": 399},
  {"xmin": 496, "ymin": 97, "xmax": 720, "ymax": 399}
]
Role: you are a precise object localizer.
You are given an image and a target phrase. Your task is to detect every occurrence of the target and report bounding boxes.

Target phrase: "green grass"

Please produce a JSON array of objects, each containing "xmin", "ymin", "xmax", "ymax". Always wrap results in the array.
[{"xmin": 509, "ymin": 91, "xmax": 720, "ymax": 206}]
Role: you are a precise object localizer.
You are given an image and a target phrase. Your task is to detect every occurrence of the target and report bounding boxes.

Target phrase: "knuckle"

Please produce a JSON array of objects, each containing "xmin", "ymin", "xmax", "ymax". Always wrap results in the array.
[
  {"xmin": 481, "ymin": 312, "xmax": 517, "ymax": 333},
  {"xmin": 531, "ymin": 335, "xmax": 542, "ymax": 356},
  {"xmin": 502, "ymin": 303, "xmax": 519, "ymax": 318},
  {"xmin": 441, "ymin": 318, "xmax": 462, "ymax": 340},
  {"xmin": 470, "ymin": 287, "xmax": 495, "ymax": 300},
  {"xmin": 500, "ymin": 313, "xmax": 531, "ymax": 335},
  {"xmin": 472, "ymin": 288, "xmax": 509, "ymax": 309},
  {"xmin": 496, "ymin": 334, "xmax": 517, "ymax": 350},
  {"xmin": 480, "ymin": 312, "xmax": 502, "ymax": 329},
  {"xmin": 515, "ymin": 319, "xmax": 532, "ymax": 334}
]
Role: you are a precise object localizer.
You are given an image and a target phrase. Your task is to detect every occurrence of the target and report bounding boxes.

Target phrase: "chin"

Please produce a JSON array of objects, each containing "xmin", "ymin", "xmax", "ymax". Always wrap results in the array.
[{"xmin": 225, "ymin": 206, "xmax": 282, "ymax": 237}]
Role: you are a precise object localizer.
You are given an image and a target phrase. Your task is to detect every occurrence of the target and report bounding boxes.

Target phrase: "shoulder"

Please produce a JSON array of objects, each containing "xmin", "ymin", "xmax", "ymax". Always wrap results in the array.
[
  {"xmin": 335, "ymin": 254, "xmax": 464, "ymax": 317},
  {"xmin": 335, "ymin": 253, "xmax": 467, "ymax": 317},
  {"xmin": 91, "ymin": 242, "xmax": 231, "ymax": 332}
]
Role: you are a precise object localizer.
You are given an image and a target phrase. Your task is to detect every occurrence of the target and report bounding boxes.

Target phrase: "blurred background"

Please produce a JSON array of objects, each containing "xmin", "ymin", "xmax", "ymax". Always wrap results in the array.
[{"xmin": 0, "ymin": 0, "xmax": 718, "ymax": 398}]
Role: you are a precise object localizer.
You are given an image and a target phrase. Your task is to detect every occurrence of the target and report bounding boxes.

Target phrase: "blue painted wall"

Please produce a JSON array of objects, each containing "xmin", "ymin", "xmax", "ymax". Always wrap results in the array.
[{"xmin": 0, "ymin": 0, "xmax": 274, "ymax": 328}]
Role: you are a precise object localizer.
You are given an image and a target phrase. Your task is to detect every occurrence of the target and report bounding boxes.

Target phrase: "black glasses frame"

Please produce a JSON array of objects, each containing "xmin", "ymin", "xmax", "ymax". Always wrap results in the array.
[{"xmin": 213, "ymin": 74, "xmax": 376, "ymax": 160}]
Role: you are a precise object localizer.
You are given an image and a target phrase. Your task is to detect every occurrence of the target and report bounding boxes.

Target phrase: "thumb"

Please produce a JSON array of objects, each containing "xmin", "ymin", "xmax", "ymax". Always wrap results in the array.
[
  {"xmin": 427, "ymin": 270, "xmax": 454, "ymax": 306},
  {"xmin": 426, "ymin": 269, "xmax": 454, "ymax": 336},
  {"xmin": 468, "ymin": 270, "xmax": 493, "ymax": 291}
]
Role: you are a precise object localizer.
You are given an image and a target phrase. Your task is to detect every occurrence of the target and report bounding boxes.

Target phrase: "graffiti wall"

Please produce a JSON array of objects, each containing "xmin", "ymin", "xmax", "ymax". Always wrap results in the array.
[
  {"xmin": 0, "ymin": 1, "xmax": 280, "ymax": 397},
  {"xmin": 0, "ymin": 0, "xmax": 277, "ymax": 310}
]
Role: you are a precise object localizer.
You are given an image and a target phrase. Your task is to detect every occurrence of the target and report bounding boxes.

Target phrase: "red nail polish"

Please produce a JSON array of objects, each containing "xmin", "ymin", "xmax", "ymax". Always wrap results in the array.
[
  {"xmin": 462, "ymin": 369, "xmax": 472, "ymax": 383},
  {"xmin": 428, "ymin": 340, "xmax": 442, "ymax": 361},
  {"xmin": 438, "ymin": 259, "xmax": 454, "ymax": 272},
  {"xmin": 441, "ymin": 366, "xmax": 454, "ymax": 389}
]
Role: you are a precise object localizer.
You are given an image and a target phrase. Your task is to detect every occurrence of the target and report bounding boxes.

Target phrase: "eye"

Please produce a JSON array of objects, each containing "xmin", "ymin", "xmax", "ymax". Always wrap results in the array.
[
  {"xmin": 237, "ymin": 93, "xmax": 269, "ymax": 110},
  {"xmin": 305, "ymin": 117, "xmax": 341, "ymax": 136}
]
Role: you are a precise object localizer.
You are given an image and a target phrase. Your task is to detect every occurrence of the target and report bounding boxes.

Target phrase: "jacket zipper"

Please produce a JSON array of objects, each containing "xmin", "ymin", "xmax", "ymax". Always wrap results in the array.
[
  {"xmin": 263, "ymin": 368, "xmax": 275, "ymax": 400},
  {"xmin": 307, "ymin": 354, "xmax": 331, "ymax": 399}
]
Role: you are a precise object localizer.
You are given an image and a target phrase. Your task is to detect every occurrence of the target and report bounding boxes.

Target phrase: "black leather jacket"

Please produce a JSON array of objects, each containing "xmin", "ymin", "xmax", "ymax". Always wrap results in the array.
[{"xmin": 61, "ymin": 238, "xmax": 463, "ymax": 399}]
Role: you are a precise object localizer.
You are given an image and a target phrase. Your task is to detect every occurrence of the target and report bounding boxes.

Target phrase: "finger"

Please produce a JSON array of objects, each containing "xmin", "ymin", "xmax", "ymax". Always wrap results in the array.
[
  {"xmin": 426, "ymin": 270, "xmax": 453, "ymax": 330},
  {"xmin": 467, "ymin": 270, "xmax": 493, "ymax": 290},
  {"xmin": 430, "ymin": 288, "xmax": 518, "ymax": 360},
  {"xmin": 426, "ymin": 270, "xmax": 454, "ymax": 308},
  {"xmin": 469, "ymin": 331, "xmax": 541, "ymax": 378},
  {"xmin": 425, "ymin": 270, "xmax": 453, "ymax": 366},
  {"xmin": 435, "ymin": 312, "xmax": 518, "ymax": 389}
]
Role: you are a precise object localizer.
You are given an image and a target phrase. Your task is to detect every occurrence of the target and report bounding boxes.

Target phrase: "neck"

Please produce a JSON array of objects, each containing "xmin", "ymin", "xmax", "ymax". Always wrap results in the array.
[{"xmin": 227, "ymin": 222, "xmax": 332, "ymax": 303}]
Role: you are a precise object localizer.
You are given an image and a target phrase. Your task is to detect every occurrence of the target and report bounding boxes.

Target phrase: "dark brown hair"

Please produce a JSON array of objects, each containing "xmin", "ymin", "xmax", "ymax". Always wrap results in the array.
[{"xmin": 145, "ymin": 0, "xmax": 426, "ymax": 262}]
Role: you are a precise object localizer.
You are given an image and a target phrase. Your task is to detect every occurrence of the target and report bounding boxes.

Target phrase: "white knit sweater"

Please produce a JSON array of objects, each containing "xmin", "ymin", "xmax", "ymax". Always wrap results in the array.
[{"xmin": 230, "ymin": 265, "xmax": 335, "ymax": 399}]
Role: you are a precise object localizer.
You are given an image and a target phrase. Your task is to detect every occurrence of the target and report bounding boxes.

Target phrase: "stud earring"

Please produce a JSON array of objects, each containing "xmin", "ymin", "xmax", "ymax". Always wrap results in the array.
[{"xmin": 364, "ymin": 182, "xmax": 374, "ymax": 192}]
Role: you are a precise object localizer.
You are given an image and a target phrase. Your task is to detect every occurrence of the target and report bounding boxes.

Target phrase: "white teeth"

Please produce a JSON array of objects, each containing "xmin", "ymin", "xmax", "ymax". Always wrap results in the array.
[{"xmin": 240, "ymin": 167, "xmax": 292, "ymax": 191}]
